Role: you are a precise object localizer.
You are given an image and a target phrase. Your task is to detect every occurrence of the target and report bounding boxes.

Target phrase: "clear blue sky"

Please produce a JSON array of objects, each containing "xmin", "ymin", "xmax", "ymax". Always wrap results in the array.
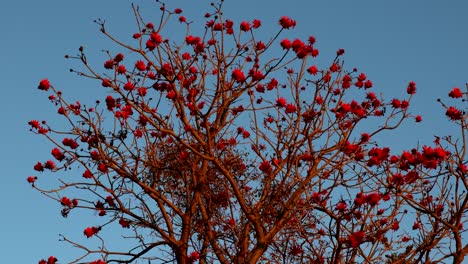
[{"xmin": 1, "ymin": 0, "xmax": 467, "ymax": 262}]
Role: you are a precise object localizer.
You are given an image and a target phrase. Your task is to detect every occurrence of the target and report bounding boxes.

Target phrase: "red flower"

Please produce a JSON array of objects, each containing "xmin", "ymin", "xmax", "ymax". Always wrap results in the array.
[
  {"xmin": 27, "ymin": 176, "xmax": 37, "ymax": 183},
  {"xmin": 119, "ymin": 217, "xmax": 130, "ymax": 228},
  {"xmin": 315, "ymin": 96, "xmax": 323, "ymax": 105},
  {"xmin": 34, "ymin": 162, "xmax": 44, "ymax": 171},
  {"xmin": 135, "ymin": 60, "xmax": 146, "ymax": 71},
  {"xmin": 364, "ymin": 80, "xmax": 373, "ymax": 89},
  {"xmin": 458, "ymin": 164, "xmax": 467, "ymax": 173},
  {"xmin": 83, "ymin": 170, "xmax": 94, "ymax": 179},
  {"xmin": 249, "ymin": 70, "xmax": 264, "ymax": 81},
  {"xmin": 291, "ymin": 39, "xmax": 304, "ymax": 52},
  {"xmin": 311, "ymin": 49, "xmax": 319, "ymax": 57},
  {"xmin": 357, "ymin": 73, "xmax": 367, "ymax": 82},
  {"xmin": 84, "ymin": 226, "xmax": 100, "ymax": 238},
  {"xmin": 213, "ymin": 23, "xmax": 223, "ymax": 31},
  {"xmin": 61, "ymin": 197, "xmax": 73, "ymax": 207},
  {"xmin": 289, "ymin": 244, "xmax": 303, "ymax": 256},
  {"xmin": 47, "ymin": 256, "xmax": 58, "ymax": 264},
  {"xmin": 62, "ymin": 138, "xmax": 79, "ymax": 149},
  {"xmin": 407, "ymin": 81, "xmax": 416, "ymax": 94},
  {"xmin": 266, "ymin": 78, "xmax": 278, "ymax": 90},
  {"xmin": 366, "ymin": 92, "xmax": 377, "ymax": 102},
  {"xmin": 189, "ymin": 251, "xmax": 200, "ymax": 261},
  {"xmin": 348, "ymin": 231, "xmax": 365, "ymax": 248},
  {"xmin": 382, "ymin": 193, "xmax": 391, "ymax": 201},
  {"xmin": 105, "ymin": 96, "xmax": 116, "ymax": 111},
  {"xmin": 365, "ymin": 192, "xmax": 380, "ymax": 206},
  {"xmin": 335, "ymin": 201, "xmax": 347, "ymax": 212},
  {"xmin": 240, "ymin": 21, "xmax": 251, "ymax": 31},
  {"xmin": 150, "ymin": 32, "xmax": 162, "ymax": 45},
  {"xmin": 182, "ymin": 52, "xmax": 191, "ymax": 60},
  {"xmin": 138, "ymin": 87, "xmax": 147, "ymax": 96},
  {"xmin": 276, "ymin": 97, "xmax": 287, "ymax": 107},
  {"xmin": 113, "ymin": 53, "xmax": 124, "ymax": 62},
  {"xmin": 51, "ymin": 148, "xmax": 65, "ymax": 161},
  {"xmin": 308, "ymin": 36, "xmax": 316, "ymax": 45},
  {"xmin": 133, "ymin": 33, "xmax": 141, "ymax": 39},
  {"xmin": 354, "ymin": 81, "xmax": 363, "ymax": 89},
  {"xmin": 360, "ymin": 133, "xmax": 371, "ymax": 143},
  {"xmin": 146, "ymin": 22, "xmax": 154, "ymax": 29},
  {"xmin": 29, "ymin": 120, "xmax": 41, "ymax": 129},
  {"xmin": 105, "ymin": 196, "xmax": 116, "ymax": 207},
  {"xmin": 256, "ymin": 41, "xmax": 266, "ymax": 51},
  {"xmin": 252, "ymin": 19, "xmax": 261, "ymax": 28},
  {"xmin": 285, "ymin": 103, "xmax": 297, "ymax": 114},
  {"xmin": 354, "ymin": 192, "xmax": 365, "ymax": 206},
  {"xmin": 307, "ymin": 66, "xmax": 318, "ymax": 75},
  {"xmin": 174, "ymin": 8, "xmax": 183, "ymax": 14},
  {"xmin": 104, "ymin": 60, "xmax": 114, "ymax": 69},
  {"xmin": 166, "ymin": 90, "xmax": 176, "ymax": 100},
  {"xmin": 37, "ymin": 126, "xmax": 49, "ymax": 133},
  {"xmin": 146, "ymin": 39, "xmax": 156, "ymax": 51},
  {"xmin": 449, "ymin": 87, "xmax": 463, "ymax": 98},
  {"xmin": 391, "ymin": 99, "xmax": 401, "ymax": 108},
  {"xmin": 57, "ymin": 106, "xmax": 67, "ymax": 115},
  {"xmin": 446, "ymin": 106, "xmax": 463, "ymax": 120},
  {"xmin": 279, "ymin": 16, "xmax": 296, "ymax": 29},
  {"xmin": 280, "ymin": 39, "xmax": 292, "ymax": 50},
  {"xmin": 185, "ymin": 35, "xmax": 201, "ymax": 45},
  {"xmin": 98, "ymin": 163, "xmax": 108, "ymax": 173},
  {"xmin": 90, "ymin": 151, "xmax": 99, "ymax": 161},
  {"xmin": 401, "ymin": 100, "xmax": 409, "ymax": 109},
  {"xmin": 90, "ymin": 260, "xmax": 107, "ymax": 264},
  {"xmin": 391, "ymin": 221, "xmax": 400, "ymax": 231},
  {"xmin": 38, "ymin": 79, "xmax": 51, "ymax": 91},
  {"xmin": 259, "ymin": 161, "xmax": 272, "ymax": 174},
  {"xmin": 330, "ymin": 63, "xmax": 339, "ymax": 72},
  {"xmin": 101, "ymin": 78, "xmax": 112, "ymax": 87},
  {"xmin": 134, "ymin": 128, "xmax": 143, "ymax": 138},
  {"xmin": 44, "ymin": 160, "xmax": 55, "ymax": 170},
  {"xmin": 415, "ymin": 115, "xmax": 422, "ymax": 122},
  {"xmin": 342, "ymin": 75, "xmax": 352, "ymax": 89},
  {"xmin": 231, "ymin": 69, "xmax": 246, "ymax": 83},
  {"xmin": 123, "ymin": 81, "xmax": 135, "ymax": 91},
  {"xmin": 374, "ymin": 108, "xmax": 387, "ymax": 118}
]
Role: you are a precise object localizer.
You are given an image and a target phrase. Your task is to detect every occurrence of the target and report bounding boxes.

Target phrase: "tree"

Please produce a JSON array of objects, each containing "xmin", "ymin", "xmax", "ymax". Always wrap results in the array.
[{"xmin": 28, "ymin": 1, "xmax": 467, "ymax": 263}]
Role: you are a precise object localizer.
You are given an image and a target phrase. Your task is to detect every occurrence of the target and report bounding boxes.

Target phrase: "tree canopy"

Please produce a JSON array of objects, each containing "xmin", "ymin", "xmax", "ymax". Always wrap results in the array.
[{"xmin": 29, "ymin": 1, "xmax": 468, "ymax": 263}]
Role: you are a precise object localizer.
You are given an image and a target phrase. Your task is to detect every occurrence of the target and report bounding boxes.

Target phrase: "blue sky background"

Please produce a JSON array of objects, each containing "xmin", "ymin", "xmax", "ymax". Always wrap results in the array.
[{"xmin": 1, "ymin": 0, "xmax": 467, "ymax": 262}]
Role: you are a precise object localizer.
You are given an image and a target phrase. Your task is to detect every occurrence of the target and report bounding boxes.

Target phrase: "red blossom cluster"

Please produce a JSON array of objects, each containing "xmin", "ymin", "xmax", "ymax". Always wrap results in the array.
[
  {"xmin": 354, "ymin": 192, "xmax": 381, "ymax": 207},
  {"xmin": 83, "ymin": 226, "xmax": 100, "ymax": 238},
  {"xmin": 446, "ymin": 106, "xmax": 463, "ymax": 120},
  {"xmin": 38, "ymin": 79, "xmax": 51, "ymax": 91},
  {"xmin": 90, "ymin": 260, "xmax": 107, "ymax": 264},
  {"xmin": 280, "ymin": 37, "xmax": 319, "ymax": 59},
  {"xmin": 347, "ymin": 231, "xmax": 365, "ymax": 248},
  {"xmin": 62, "ymin": 138, "xmax": 79, "ymax": 149},
  {"xmin": 38, "ymin": 256, "xmax": 57, "ymax": 264},
  {"xmin": 60, "ymin": 197, "xmax": 78, "ymax": 208},
  {"xmin": 278, "ymin": 16, "xmax": 296, "ymax": 29}
]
